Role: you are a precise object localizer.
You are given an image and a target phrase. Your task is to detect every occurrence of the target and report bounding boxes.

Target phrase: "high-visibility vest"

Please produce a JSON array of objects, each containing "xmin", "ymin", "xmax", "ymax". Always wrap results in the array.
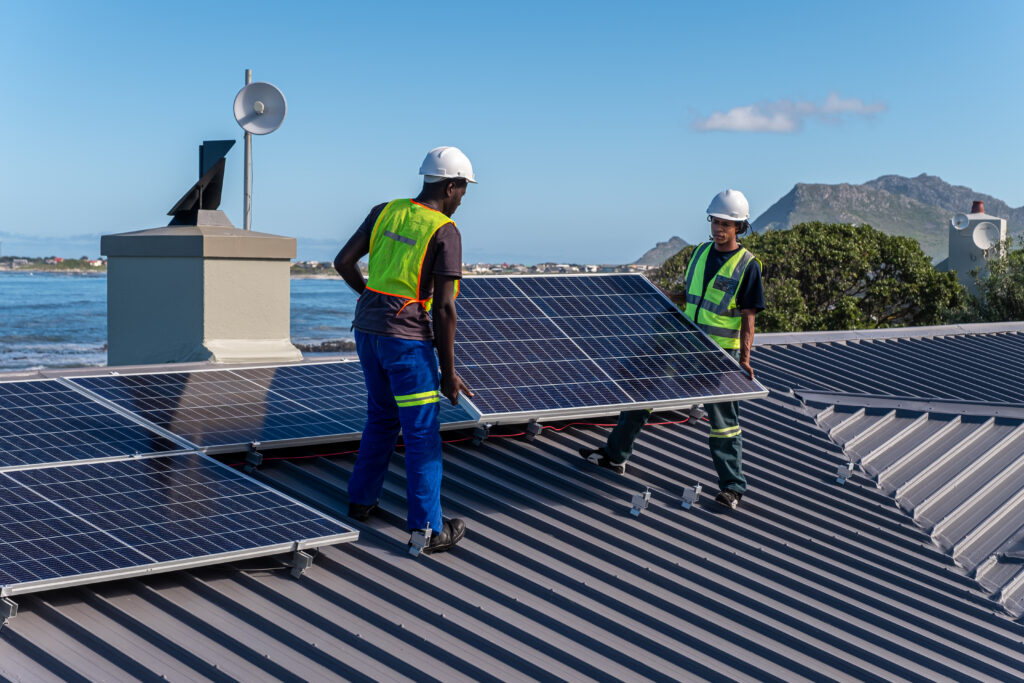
[
  {"xmin": 365, "ymin": 199, "xmax": 459, "ymax": 313},
  {"xmin": 683, "ymin": 241, "xmax": 759, "ymax": 350}
]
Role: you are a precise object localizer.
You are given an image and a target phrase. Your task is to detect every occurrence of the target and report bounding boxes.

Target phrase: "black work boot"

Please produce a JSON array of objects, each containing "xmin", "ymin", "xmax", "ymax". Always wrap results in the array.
[
  {"xmin": 415, "ymin": 518, "xmax": 467, "ymax": 554},
  {"xmin": 348, "ymin": 500, "xmax": 379, "ymax": 521},
  {"xmin": 715, "ymin": 490, "xmax": 742, "ymax": 510},
  {"xmin": 578, "ymin": 446, "xmax": 626, "ymax": 475}
]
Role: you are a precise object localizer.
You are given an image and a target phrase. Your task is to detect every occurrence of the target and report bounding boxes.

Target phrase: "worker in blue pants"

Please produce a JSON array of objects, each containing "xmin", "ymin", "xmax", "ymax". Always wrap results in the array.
[
  {"xmin": 334, "ymin": 147, "xmax": 476, "ymax": 553},
  {"xmin": 349, "ymin": 332, "xmax": 446, "ymax": 533}
]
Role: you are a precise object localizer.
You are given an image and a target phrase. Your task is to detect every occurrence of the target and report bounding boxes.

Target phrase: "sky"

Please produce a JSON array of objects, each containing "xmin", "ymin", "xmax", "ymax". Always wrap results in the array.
[{"xmin": 1, "ymin": 0, "xmax": 1022, "ymax": 263}]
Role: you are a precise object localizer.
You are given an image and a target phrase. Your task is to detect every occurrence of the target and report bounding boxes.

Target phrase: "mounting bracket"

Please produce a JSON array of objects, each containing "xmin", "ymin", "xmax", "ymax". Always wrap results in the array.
[
  {"xmin": 409, "ymin": 523, "xmax": 432, "ymax": 557},
  {"xmin": 630, "ymin": 488, "xmax": 652, "ymax": 517},
  {"xmin": 2, "ymin": 597, "xmax": 17, "ymax": 625},
  {"xmin": 681, "ymin": 483, "xmax": 702, "ymax": 510},
  {"xmin": 244, "ymin": 442, "xmax": 263, "ymax": 474},
  {"xmin": 836, "ymin": 462, "xmax": 855, "ymax": 485},
  {"xmin": 472, "ymin": 424, "xmax": 492, "ymax": 446},
  {"xmin": 688, "ymin": 405, "xmax": 706, "ymax": 422},
  {"xmin": 524, "ymin": 420, "xmax": 543, "ymax": 442},
  {"xmin": 291, "ymin": 549, "xmax": 314, "ymax": 579}
]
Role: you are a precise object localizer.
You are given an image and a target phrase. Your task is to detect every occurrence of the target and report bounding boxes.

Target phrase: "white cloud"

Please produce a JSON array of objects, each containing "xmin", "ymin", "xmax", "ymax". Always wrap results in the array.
[{"xmin": 692, "ymin": 93, "xmax": 886, "ymax": 133}]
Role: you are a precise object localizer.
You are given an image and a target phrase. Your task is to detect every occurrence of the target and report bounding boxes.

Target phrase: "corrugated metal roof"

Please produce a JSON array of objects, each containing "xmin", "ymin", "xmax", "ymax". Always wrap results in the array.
[
  {"xmin": 3, "ymin": 327, "xmax": 1024, "ymax": 681},
  {"xmin": 756, "ymin": 324, "xmax": 1024, "ymax": 621}
]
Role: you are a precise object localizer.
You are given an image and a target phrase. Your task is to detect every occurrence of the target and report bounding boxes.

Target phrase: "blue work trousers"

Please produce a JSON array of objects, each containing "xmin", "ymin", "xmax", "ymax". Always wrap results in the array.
[{"xmin": 348, "ymin": 330, "xmax": 444, "ymax": 531}]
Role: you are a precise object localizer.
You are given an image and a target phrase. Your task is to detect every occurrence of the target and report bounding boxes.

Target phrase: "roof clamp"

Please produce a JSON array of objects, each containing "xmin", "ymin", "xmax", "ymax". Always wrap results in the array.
[
  {"xmin": 687, "ymin": 405, "xmax": 706, "ymax": 422},
  {"xmin": 1, "ymin": 597, "xmax": 16, "ymax": 626},
  {"xmin": 409, "ymin": 523, "xmax": 432, "ymax": 557},
  {"xmin": 630, "ymin": 488, "xmax": 652, "ymax": 517},
  {"xmin": 290, "ymin": 549, "xmax": 314, "ymax": 579},
  {"xmin": 244, "ymin": 442, "xmax": 263, "ymax": 474},
  {"xmin": 524, "ymin": 420, "xmax": 543, "ymax": 442},
  {"xmin": 681, "ymin": 483, "xmax": 702, "ymax": 510},
  {"xmin": 836, "ymin": 462, "xmax": 855, "ymax": 485},
  {"xmin": 472, "ymin": 424, "xmax": 492, "ymax": 446}
]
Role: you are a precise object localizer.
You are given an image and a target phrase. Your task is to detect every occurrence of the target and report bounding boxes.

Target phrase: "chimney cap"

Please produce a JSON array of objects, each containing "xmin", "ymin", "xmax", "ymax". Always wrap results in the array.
[{"xmin": 971, "ymin": 200, "xmax": 985, "ymax": 214}]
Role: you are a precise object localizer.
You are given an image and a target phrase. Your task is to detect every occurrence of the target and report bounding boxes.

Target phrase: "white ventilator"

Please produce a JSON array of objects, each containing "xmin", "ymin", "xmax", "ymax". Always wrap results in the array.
[
  {"xmin": 707, "ymin": 189, "xmax": 750, "ymax": 221},
  {"xmin": 419, "ymin": 146, "xmax": 478, "ymax": 184}
]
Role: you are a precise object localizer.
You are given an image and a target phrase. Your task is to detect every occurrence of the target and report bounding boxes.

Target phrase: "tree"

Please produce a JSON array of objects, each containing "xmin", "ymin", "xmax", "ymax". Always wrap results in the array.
[
  {"xmin": 652, "ymin": 221, "xmax": 968, "ymax": 333},
  {"xmin": 972, "ymin": 236, "xmax": 1024, "ymax": 322}
]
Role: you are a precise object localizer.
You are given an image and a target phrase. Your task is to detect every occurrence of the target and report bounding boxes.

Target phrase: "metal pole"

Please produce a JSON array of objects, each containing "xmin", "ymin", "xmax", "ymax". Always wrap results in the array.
[{"xmin": 243, "ymin": 68, "xmax": 252, "ymax": 231}]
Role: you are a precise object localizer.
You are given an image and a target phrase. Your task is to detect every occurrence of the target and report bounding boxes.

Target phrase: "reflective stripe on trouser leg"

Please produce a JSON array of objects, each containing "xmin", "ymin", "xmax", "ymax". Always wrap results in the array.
[
  {"xmin": 349, "ymin": 331, "xmax": 444, "ymax": 531},
  {"xmin": 349, "ymin": 330, "xmax": 402, "ymax": 509},
  {"xmin": 384, "ymin": 336, "xmax": 444, "ymax": 531},
  {"xmin": 606, "ymin": 409, "xmax": 653, "ymax": 463},
  {"xmin": 706, "ymin": 398, "xmax": 745, "ymax": 494}
]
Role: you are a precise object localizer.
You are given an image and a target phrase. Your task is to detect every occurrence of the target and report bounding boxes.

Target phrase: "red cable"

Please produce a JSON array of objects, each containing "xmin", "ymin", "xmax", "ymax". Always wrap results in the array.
[{"xmin": 228, "ymin": 417, "xmax": 694, "ymax": 467}]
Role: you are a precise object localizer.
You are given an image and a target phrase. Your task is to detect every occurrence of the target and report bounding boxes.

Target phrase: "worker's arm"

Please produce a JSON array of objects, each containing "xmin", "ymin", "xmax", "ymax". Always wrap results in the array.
[
  {"xmin": 432, "ymin": 275, "xmax": 473, "ymax": 405},
  {"xmin": 739, "ymin": 309, "xmax": 756, "ymax": 379},
  {"xmin": 333, "ymin": 230, "xmax": 370, "ymax": 295}
]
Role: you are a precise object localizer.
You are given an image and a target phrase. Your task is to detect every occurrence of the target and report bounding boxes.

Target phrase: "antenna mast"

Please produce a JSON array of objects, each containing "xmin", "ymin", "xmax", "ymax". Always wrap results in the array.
[{"xmin": 243, "ymin": 68, "xmax": 252, "ymax": 231}]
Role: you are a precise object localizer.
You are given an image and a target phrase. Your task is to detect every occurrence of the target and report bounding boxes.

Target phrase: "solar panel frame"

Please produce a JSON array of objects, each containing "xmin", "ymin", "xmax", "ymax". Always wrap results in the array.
[
  {"xmin": 453, "ymin": 273, "xmax": 769, "ymax": 424},
  {"xmin": 0, "ymin": 451, "xmax": 358, "ymax": 597}
]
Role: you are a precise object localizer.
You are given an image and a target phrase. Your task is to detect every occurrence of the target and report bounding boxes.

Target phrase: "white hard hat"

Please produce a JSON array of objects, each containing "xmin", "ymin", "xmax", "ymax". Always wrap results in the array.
[
  {"xmin": 419, "ymin": 146, "xmax": 477, "ymax": 184},
  {"xmin": 706, "ymin": 189, "xmax": 750, "ymax": 221}
]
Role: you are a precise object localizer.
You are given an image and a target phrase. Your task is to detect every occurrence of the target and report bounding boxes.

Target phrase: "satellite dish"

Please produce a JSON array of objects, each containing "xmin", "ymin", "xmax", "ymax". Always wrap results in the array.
[
  {"xmin": 972, "ymin": 221, "xmax": 1000, "ymax": 251},
  {"xmin": 233, "ymin": 82, "xmax": 287, "ymax": 135},
  {"xmin": 952, "ymin": 213, "xmax": 970, "ymax": 230}
]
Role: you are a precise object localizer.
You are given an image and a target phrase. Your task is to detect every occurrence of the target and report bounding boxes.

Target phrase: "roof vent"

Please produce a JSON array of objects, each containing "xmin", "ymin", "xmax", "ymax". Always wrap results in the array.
[{"xmin": 971, "ymin": 200, "xmax": 985, "ymax": 214}]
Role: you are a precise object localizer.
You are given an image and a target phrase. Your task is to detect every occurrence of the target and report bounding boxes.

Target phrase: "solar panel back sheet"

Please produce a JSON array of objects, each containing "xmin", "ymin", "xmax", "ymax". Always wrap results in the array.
[{"xmin": 454, "ymin": 274, "xmax": 768, "ymax": 422}]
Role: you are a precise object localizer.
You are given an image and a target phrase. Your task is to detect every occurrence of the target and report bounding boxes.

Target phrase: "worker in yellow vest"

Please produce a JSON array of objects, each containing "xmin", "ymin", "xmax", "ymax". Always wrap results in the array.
[
  {"xmin": 580, "ymin": 189, "xmax": 764, "ymax": 510},
  {"xmin": 334, "ymin": 147, "xmax": 475, "ymax": 552}
]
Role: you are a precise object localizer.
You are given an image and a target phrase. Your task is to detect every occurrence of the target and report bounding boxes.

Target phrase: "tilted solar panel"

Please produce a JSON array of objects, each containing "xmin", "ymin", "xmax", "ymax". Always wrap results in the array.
[
  {"xmin": 70, "ymin": 369, "xmax": 359, "ymax": 452},
  {"xmin": 454, "ymin": 274, "xmax": 767, "ymax": 422},
  {"xmin": 70, "ymin": 361, "xmax": 475, "ymax": 454},
  {"xmin": 0, "ymin": 379, "xmax": 184, "ymax": 470},
  {"xmin": 230, "ymin": 361, "xmax": 475, "ymax": 430},
  {"xmin": 0, "ymin": 452, "xmax": 357, "ymax": 597}
]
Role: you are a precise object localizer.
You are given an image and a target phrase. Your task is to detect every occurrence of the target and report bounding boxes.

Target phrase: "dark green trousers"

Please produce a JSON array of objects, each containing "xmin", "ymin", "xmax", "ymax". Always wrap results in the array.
[{"xmin": 604, "ymin": 354, "xmax": 747, "ymax": 494}]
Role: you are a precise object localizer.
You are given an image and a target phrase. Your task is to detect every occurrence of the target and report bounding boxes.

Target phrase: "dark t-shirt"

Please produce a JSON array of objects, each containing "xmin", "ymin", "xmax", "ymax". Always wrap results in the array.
[
  {"xmin": 699, "ymin": 242, "xmax": 765, "ymax": 312},
  {"xmin": 348, "ymin": 202, "xmax": 463, "ymax": 340}
]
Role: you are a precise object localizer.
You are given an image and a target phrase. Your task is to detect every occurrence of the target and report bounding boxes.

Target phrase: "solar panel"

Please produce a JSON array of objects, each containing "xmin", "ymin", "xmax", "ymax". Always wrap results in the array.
[
  {"xmin": 454, "ymin": 274, "xmax": 767, "ymax": 422},
  {"xmin": 0, "ymin": 379, "xmax": 184, "ymax": 470},
  {"xmin": 229, "ymin": 362, "xmax": 476, "ymax": 431},
  {"xmin": 0, "ymin": 452, "xmax": 357, "ymax": 597},
  {"xmin": 70, "ymin": 361, "xmax": 475, "ymax": 454},
  {"xmin": 70, "ymin": 369, "xmax": 362, "ymax": 453}
]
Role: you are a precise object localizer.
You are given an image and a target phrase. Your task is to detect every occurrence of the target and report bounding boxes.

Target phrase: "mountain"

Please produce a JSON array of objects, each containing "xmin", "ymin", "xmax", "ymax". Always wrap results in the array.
[
  {"xmin": 751, "ymin": 174, "xmax": 1023, "ymax": 262},
  {"xmin": 633, "ymin": 236, "xmax": 689, "ymax": 266}
]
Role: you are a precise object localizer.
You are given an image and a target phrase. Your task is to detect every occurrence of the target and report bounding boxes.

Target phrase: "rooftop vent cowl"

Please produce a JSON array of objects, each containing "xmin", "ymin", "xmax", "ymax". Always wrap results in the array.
[{"xmin": 972, "ymin": 200, "xmax": 986, "ymax": 214}]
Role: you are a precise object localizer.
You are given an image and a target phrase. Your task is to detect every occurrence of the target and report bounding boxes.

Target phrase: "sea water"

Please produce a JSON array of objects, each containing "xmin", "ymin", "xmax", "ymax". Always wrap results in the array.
[{"xmin": 0, "ymin": 272, "xmax": 359, "ymax": 371}]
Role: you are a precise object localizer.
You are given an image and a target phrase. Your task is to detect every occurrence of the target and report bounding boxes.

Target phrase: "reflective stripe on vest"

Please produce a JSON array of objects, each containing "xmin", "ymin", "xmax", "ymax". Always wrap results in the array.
[
  {"xmin": 683, "ymin": 242, "xmax": 758, "ymax": 350},
  {"xmin": 365, "ymin": 199, "xmax": 459, "ymax": 313}
]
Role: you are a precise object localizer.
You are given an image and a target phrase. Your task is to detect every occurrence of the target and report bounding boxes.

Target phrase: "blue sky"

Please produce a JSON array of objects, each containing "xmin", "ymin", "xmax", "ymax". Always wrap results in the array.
[{"xmin": 2, "ymin": 0, "xmax": 1021, "ymax": 263}]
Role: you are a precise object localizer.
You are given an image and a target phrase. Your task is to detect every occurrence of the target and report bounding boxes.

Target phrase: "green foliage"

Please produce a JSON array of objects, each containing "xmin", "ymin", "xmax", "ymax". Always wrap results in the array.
[
  {"xmin": 972, "ymin": 236, "xmax": 1024, "ymax": 322},
  {"xmin": 652, "ymin": 222, "xmax": 969, "ymax": 333}
]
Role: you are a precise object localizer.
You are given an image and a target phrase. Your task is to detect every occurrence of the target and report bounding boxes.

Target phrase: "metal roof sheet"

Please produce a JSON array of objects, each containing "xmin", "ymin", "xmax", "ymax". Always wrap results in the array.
[{"xmin": 2, "ymin": 326, "xmax": 1024, "ymax": 681}]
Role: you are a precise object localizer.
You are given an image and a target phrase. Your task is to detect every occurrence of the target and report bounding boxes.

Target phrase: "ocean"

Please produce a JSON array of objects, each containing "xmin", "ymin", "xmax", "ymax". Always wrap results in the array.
[{"xmin": 0, "ymin": 272, "xmax": 359, "ymax": 371}]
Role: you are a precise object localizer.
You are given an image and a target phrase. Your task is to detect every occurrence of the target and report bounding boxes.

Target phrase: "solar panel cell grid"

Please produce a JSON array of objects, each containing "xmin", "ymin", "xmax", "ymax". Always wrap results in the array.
[
  {"xmin": 454, "ymin": 274, "xmax": 766, "ymax": 420},
  {"xmin": 0, "ymin": 453, "xmax": 354, "ymax": 593},
  {"xmin": 0, "ymin": 380, "xmax": 182, "ymax": 469},
  {"xmin": 73, "ymin": 370, "xmax": 361, "ymax": 448}
]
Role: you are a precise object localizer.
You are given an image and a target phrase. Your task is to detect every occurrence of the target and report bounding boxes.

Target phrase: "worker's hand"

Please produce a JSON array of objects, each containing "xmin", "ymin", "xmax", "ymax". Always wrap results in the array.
[
  {"xmin": 441, "ymin": 372, "xmax": 473, "ymax": 406},
  {"xmin": 739, "ymin": 359, "xmax": 755, "ymax": 380}
]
